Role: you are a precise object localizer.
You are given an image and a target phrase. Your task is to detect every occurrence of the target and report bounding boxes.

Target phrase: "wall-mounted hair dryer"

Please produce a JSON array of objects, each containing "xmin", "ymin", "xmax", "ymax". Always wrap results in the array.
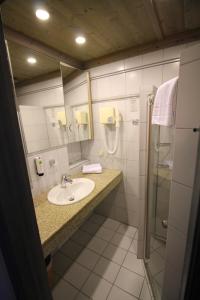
[{"xmin": 99, "ymin": 107, "xmax": 121, "ymax": 154}]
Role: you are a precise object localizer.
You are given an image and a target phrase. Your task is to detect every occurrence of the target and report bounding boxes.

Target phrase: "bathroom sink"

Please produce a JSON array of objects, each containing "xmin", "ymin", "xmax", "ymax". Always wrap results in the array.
[{"xmin": 47, "ymin": 178, "xmax": 95, "ymax": 205}]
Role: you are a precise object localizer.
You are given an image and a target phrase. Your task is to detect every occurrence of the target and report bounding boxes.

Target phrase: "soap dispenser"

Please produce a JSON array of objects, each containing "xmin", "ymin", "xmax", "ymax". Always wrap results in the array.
[{"xmin": 34, "ymin": 157, "xmax": 44, "ymax": 176}]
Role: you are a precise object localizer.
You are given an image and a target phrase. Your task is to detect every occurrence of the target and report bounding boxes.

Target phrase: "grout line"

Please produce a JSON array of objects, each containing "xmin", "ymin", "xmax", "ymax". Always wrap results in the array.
[
  {"xmin": 138, "ymin": 277, "xmax": 145, "ymax": 299},
  {"xmin": 55, "ymin": 218, "xmax": 144, "ymax": 299}
]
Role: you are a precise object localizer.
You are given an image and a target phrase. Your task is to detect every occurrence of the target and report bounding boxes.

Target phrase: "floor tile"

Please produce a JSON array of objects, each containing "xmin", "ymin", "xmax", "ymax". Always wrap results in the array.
[
  {"xmin": 76, "ymin": 248, "xmax": 100, "ymax": 270},
  {"xmin": 150, "ymin": 237, "xmax": 163, "ymax": 250},
  {"xmin": 134, "ymin": 231, "xmax": 138, "ymax": 240},
  {"xmin": 108, "ymin": 286, "xmax": 138, "ymax": 300},
  {"xmin": 87, "ymin": 236, "xmax": 108, "ymax": 254},
  {"xmin": 117, "ymin": 224, "xmax": 138, "ymax": 238},
  {"xmin": 64, "ymin": 262, "xmax": 90, "ymax": 289},
  {"xmin": 103, "ymin": 218, "xmax": 121, "ymax": 231},
  {"xmin": 147, "ymin": 251, "xmax": 165, "ymax": 276},
  {"xmin": 81, "ymin": 273, "xmax": 112, "ymax": 300},
  {"xmin": 140, "ymin": 279, "xmax": 152, "ymax": 300},
  {"xmin": 81, "ymin": 220, "xmax": 101, "ymax": 236},
  {"xmin": 52, "ymin": 251, "xmax": 72, "ymax": 277},
  {"xmin": 60, "ymin": 240, "xmax": 83, "ymax": 260},
  {"xmin": 95, "ymin": 226, "xmax": 115, "ymax": 242},
  {"xmin": 89, "ymin": 213, "xmax": 106, "ymax": 225},
  {"xmin": 94, "ymin": 256, "xmax": 120, "ymax": 283},
  {"xmin": 111, "ymin": 232, "xmax": 132, "ymax": 250},
  {"xmin": 115, "ymin": 267, "xmax": 144, "ymax": 298},
  {"xmin": 155, "ymin": 245, "xmax": 166, "ymax": 259},
  {"xmin": 75, "ymin": 292, "xmax": 90, "ymax": 300},
  {"xmin": 123, "ymin": 252, "xmax": 145, "ymax": 277},
  {"xmin": 51, "ymin": 272, "xmax": 60, "ymax": 289},
  {"xmin": 71, "ymin": 230, "xmax": 92, "ymax": 247},
  {"xmin": 129, "ymin": 240, "xmax": 137, "ymax": 254},
  {"xmin": 103, "ymin": 244, "xmax": 127, "ymax": 265},
  {"xmin": 52, "ymin": 279, "xmax": 78, "ymax": 300},
  {"xmin": 154, "ymin": 270, "xmax": 164, "ymax": 288}
]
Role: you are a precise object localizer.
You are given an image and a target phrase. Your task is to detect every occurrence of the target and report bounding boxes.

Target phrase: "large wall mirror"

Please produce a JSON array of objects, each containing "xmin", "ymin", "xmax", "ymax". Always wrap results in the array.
[
  {"xmin": 7, "ymin": 40, "xmax": 74, "ymax": 153},
  {"xmin": 7, "ymin": 40, "xmax": 93, "ymax": 153},
  {"xmin": 61, "ymin": 64, "xmax": 93, "ymax": 143}
]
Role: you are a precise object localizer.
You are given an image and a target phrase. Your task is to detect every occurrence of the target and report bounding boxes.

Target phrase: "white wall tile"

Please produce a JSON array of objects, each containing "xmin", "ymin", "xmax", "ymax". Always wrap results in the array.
[
  {"xmin": 168, "ymin": 181, "xmax": 192, "ymax": 234},
  {"xmin": 176, "ymin": 59, "xmax": 200, "ymax": 129},
  {"xmin": 142, "ymin": 50, "xmax": 163, "ymax": 65},
  {"xmin": 90, "ymin": 60, "xmax": 124, "ymax": 77},
  {"xmin": 163, "ymin": 45, "xmax": 186, "ymax": 60},
  {"xmin": 125, "ymin": 70, "xmax": 141, "ymax": 95},
  {"xmin": 162, "ymin": 62, "xmax": 180, "ymax": 82},
  {"xmin": 173, "ymin": 129, "xmax": 198, "ymax": 187},
  {"xmin": 124, "ymin": 55, "xmax": 142, "ymax": 69},
  {"xmin": 180, "ymin": 43, "xmax": 200, "ymax": 65},
  {"xmin": 165, "ymin": 226, "xmax": 186, "ymax": 285},
  {"xmin": 141, "ymin": 65, "xmax": 163, "ymax": 92}
]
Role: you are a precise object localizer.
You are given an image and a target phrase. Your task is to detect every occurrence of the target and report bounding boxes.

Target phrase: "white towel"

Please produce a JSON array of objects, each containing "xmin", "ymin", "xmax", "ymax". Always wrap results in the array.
[
  {"xmin": 82, "ymin": 163, "xmax": 102, "ymax": 174},
  {"xmin": 152, "ymin": 77, "xmax": 178, "ymax": 127}
]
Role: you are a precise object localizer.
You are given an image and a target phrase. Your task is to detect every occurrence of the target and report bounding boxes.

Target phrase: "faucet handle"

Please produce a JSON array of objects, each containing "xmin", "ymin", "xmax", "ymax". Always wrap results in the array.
[{"xmin": 61, "ymin": 174, "xmax": 72, "ymax": 183}]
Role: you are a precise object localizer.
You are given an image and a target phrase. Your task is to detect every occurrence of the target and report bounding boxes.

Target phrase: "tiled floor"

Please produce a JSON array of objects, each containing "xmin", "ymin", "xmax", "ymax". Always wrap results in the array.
[
  {"xmin": 51, "ymin": 214, "xmax": 153, "ymax": 300},
  {"xmin": 145, "ymin": 237, "xmax": 166, "ymax": 300}
]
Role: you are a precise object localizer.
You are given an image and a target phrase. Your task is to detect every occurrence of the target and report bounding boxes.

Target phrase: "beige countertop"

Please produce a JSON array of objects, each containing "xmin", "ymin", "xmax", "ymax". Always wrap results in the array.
[{"xmin": 34, "ymin": 169, "xmax": 122, "ymax": 257}]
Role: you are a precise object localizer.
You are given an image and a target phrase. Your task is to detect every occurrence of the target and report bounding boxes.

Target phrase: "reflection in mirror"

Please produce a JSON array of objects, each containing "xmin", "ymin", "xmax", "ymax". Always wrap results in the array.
[
  {"xmin": 60, "ymin": 63, "xmax": 93, "ymax": 143},
  {"xmin": 7, "ymin": 40, "xmax": 74, "ymax": 153}
]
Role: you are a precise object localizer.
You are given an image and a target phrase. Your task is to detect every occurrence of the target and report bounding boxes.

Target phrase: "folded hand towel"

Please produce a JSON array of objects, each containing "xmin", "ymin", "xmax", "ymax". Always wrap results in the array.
[
  {"xmin": 82, "ymin": 163, "xmax": 102, "ymax": 174},
  {"xmin": 152, "ymin": 77, "xmax": 178, "ymax": 127}
]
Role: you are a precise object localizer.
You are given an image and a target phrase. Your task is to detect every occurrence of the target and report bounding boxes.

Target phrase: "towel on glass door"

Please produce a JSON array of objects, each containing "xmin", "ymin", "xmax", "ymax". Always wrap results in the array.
[{"xmin": 152, "ymin": 77, "xmax": 178, "ymax": 127}]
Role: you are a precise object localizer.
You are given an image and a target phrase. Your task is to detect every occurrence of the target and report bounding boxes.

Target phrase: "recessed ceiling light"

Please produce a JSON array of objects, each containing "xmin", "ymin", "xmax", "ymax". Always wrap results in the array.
[
  {"xmin": 75, "ymin": 36, "xmax": 86, "ymax": 45},
  {"xmin": 35, "ymin": 9, "xmax": 50, "ymax": 21},
  {"xmin": 27, "ymin": 57, "xmax": 37, "ymax": 64}
]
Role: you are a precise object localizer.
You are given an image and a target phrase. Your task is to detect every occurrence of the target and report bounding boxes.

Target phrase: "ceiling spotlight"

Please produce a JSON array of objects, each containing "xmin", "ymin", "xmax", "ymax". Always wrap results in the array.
[
  {"xmin": 75, "ymin": 36, "xmax": 86, "ymax": 45},
  {"xmin": 27, "ymin": 57, "xmax": 37, "ymax": 64},
  {"xmin": 35, "ymin": 9, "xmax": 50, "ymax": 21}
]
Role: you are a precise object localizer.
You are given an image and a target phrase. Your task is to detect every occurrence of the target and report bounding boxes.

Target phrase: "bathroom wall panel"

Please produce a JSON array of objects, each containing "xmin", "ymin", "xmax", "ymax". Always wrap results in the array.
[
  {"xmin": 124, "ymin": 55, "xmax": 142, "ymax": 70},
  {"xmin": 81, "ymin": 43, "xmax": 194, "ymax": 227},
  {"xmin": 28, "ymin": 146, "xmax": 69, "ymax": 199},
  {"xmin": 163, "ymin": 42, "xmax": 200, "ymax": 300},
  {"xmin": 168, "ymin": 181, "xmax": 192, "ymax": 234},
  {"xmin": 176, "ymin": 58, "xmax": 200, "ymax": 129},
  {"xmin": 142, "ymin": 50, "xmax": 163, "ymax": 65},
  {"xmin": 162, "ymin": 61, "xmax": 180, "ymax": 82},
  {"xmin": 172, "ymin": 129, "xmax": 198, "ymax": 187}
]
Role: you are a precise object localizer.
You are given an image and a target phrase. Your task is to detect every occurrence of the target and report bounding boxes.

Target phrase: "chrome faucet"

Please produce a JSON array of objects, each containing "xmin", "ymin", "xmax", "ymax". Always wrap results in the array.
[{"xmin": 61, "ymin": 174, "xmax": 73, "ymax": 188}]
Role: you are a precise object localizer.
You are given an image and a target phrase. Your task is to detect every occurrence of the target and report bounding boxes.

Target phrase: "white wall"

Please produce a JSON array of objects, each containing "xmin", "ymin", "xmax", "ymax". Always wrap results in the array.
[
  {"xmin": 16, "ymin": 76, "xmax": 64, "ymax": 107},
  {"xmin": 80, "ymin": 43, "xmax": 191, "ymax": 228},
  {"xmin": 16, "ymin": 76, "xmax": 80, "ymax": 199},
  {"xmin": 163, "ymin": 43, "xmax": 200, "ymax": 300}
]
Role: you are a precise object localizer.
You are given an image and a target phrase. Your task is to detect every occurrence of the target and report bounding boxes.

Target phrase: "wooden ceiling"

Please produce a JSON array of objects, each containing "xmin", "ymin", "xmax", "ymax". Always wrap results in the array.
[
  {"xmin": 1, "ymin": 0, "xmax": 200, "ymax": 73},
  {"xmin": 7, "ymin": 40, "xmax": 74, "ymax": 84}
]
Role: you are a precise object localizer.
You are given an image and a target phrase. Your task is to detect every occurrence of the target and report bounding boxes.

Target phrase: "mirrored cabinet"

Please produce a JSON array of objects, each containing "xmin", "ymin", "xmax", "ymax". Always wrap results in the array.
[
  {"xmin": 60, "ymin": 63, "xmax": 93, "ymax": 143},
  {"xmin": 6, "ymin": 40, "xmax": 93, "ymax": 155}
]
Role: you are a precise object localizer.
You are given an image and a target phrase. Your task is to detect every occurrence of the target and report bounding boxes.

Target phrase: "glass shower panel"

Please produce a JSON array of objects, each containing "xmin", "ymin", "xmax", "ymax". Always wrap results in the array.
[{"xmin": 145, "ymin": 124, "xmax": 173, "ymax": 299}]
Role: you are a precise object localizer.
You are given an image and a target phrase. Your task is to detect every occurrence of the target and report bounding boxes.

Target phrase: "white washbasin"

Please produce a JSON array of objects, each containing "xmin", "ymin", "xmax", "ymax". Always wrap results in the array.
[{"xmin": 47, "ymin": 178, "xmax": 95, "ymax": 205}]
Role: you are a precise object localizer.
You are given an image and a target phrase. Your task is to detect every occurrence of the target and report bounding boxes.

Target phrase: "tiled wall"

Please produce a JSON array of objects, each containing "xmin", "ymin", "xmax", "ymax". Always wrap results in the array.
[
  {"xmin": 16, "ymin": 74, "xmax": 86, "ymax": 199},
  {"xmin": 81, "ymin": 44, "xmax": 186, "ymax": 228},
  {"xmin": 163, "ymin": 43, "xmax": 200, "ymax": 299},
  {"xmin": 27, "ymin": 146, "xmax": 69, "ymax": 199}
]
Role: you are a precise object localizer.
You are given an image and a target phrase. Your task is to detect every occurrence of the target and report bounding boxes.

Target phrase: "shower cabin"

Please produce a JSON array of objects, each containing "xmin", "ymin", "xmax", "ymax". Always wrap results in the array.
[{"xmin": 145, "ymin": 96, "xmax": 175, "ymax": 299}]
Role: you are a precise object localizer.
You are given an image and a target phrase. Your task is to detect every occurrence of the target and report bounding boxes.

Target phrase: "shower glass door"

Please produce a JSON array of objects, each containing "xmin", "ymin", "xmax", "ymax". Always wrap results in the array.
[{"xmin": 145, "ymin": 123, "xmax": 173, "ymax": 299}]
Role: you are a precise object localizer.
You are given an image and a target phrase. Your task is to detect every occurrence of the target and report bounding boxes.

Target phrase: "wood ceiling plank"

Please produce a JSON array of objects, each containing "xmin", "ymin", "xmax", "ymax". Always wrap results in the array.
[
  {"xmin": 143, "ymin": 0, "xmax": 164, "ymax": 40},
  {"xmin": 184, "ymin": 0, "xmax": 200, "ymax": 30},
  {"xmin": 154, "ymin": 0, "xmax": 185, "ymax": 36},
  {"xmin": 7, "ymin": 40, "xmax": 73, "ymax": 83},
  {"xmin": 84, "ymin": 28, "xmax": 200, "ymax": 69},
  {"xmin": 1, "ymin": 0, "xmax": 157, "ymax": 61},
  {"xmin": 4, "ymin": 26, "xmax": 83, "ymax": 70}
]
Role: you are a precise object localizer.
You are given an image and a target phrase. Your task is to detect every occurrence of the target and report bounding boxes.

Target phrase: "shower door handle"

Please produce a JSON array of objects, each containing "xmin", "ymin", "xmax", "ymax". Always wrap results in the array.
[{"xmin": 162, "ymin": 219, "xmax": 168, "ymax": 229}]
